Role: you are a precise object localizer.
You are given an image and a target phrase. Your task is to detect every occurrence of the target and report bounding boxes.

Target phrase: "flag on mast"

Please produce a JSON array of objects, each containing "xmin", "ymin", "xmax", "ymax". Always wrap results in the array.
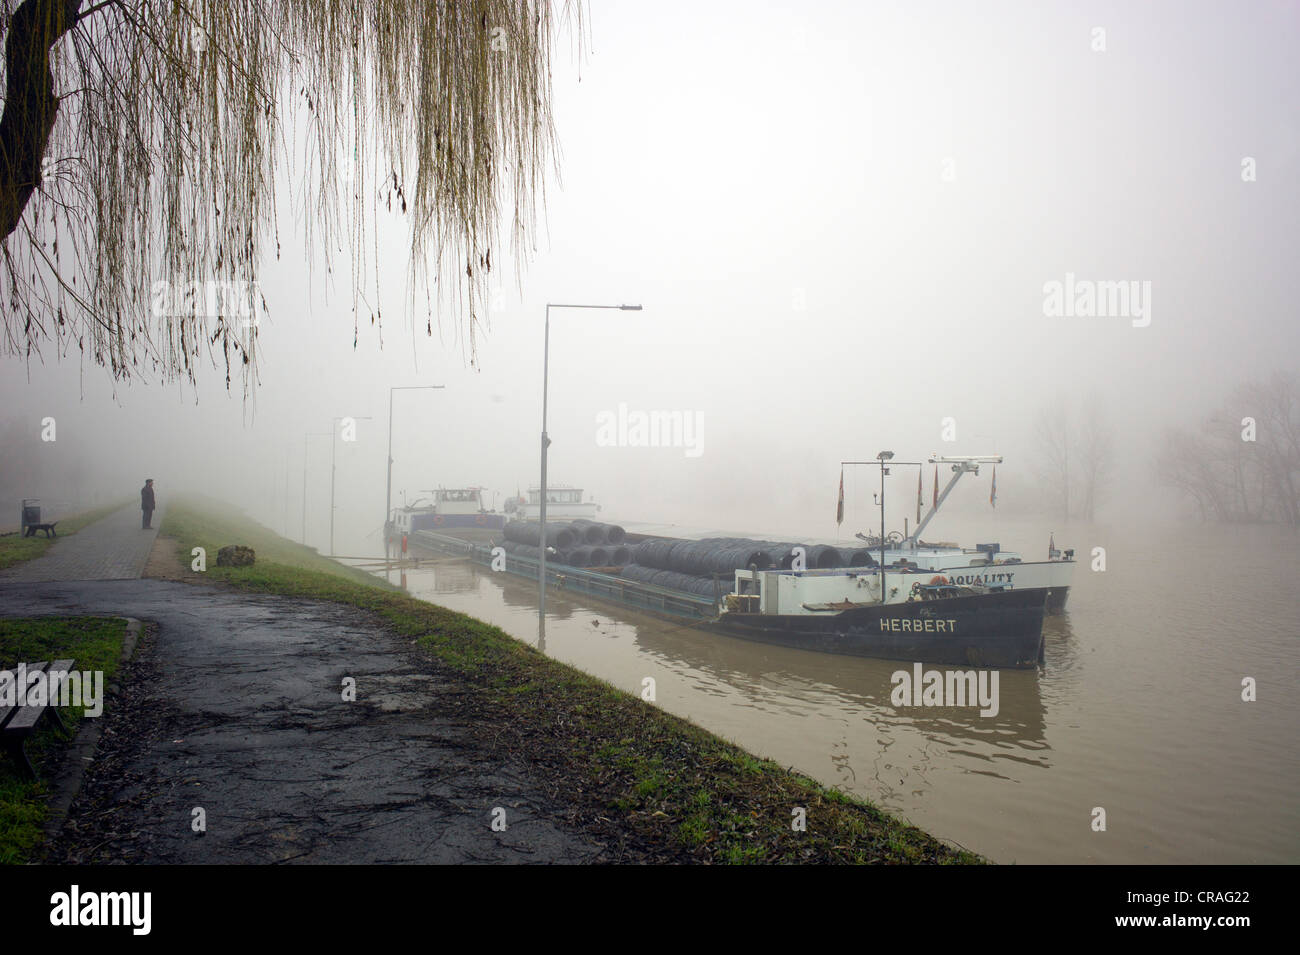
[
  {"xmin": 989, "ymin": 465, "xmax": 997, "ymax": 509},
  {"xmin": 916, "ymin": 466, "xmax": 922, "ymax": 523},
  {"xmin": 836, "ymin": 467, "xmax": 845, "ymax": 526}
]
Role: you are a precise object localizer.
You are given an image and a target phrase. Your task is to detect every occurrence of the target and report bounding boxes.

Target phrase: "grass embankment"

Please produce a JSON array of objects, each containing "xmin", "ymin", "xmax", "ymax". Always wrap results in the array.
[
  {"xmin": 163, "ymin": 496, "xmax": 980, "ymax": 864},
  {"xmin": 162, "ymin": 497, "xmax": 391, "ymax": 591},
  {"xmin": 0, "ymin": 617, "xmax": 128, "ymax": 864},
  {"xmin": 0, "ymin": 501, "xmax": 130, "ymax": 570}
]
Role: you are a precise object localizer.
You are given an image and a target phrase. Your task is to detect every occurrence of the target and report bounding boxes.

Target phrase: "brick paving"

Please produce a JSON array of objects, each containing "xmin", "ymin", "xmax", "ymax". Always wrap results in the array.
[{"xmin": 0, "ymin": 505, "xmax": 159, "ymax": 582}]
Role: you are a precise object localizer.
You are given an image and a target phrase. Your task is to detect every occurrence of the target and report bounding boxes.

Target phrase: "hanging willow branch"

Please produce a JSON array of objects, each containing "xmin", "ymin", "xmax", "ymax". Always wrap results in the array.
[{"xmin": 0, "ymin": 0, "xmax": 576, "ymax": 393}]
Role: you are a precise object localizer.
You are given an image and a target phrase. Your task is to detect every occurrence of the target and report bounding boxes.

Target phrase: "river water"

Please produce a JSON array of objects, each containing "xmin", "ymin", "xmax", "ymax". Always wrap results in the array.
[{"xmin": 358, "ymin": 517, "xmax": 1299, "ymax": 864}]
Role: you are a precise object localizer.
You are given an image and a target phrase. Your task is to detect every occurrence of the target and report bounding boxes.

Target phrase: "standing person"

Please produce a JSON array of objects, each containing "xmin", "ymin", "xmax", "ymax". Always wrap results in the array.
[{"xmin": 141, "ymin": 479, "xmax": 156, "ymax": 529}]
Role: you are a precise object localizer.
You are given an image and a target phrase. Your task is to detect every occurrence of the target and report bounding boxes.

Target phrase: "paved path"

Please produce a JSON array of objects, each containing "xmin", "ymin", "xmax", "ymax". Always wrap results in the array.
[
  {"xmin": 0, "ymin": 579, "xmax": 599, "ymax": 863},
  {"xmin": 1, "ymin": 505, "xmax": 159, "ymax": 582}
]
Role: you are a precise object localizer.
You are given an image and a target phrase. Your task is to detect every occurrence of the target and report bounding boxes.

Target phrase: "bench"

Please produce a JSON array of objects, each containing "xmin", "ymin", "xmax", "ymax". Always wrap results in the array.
[
  {"xmin": 0, "ymin": 659, "xmax": 76, "ymax": 780},
  {"xmin": 22, "ymin": 521, "xmax": 58, "ymax": 538}
]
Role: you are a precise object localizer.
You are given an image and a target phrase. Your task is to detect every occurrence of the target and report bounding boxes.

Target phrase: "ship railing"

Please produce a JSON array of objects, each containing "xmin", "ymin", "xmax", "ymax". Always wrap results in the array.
[
  {"xmin": 742, "ymin": 566, "xmax": 886, "ymax": 581},
  {"xmin": 411, "ymin": 529, "xmax": 718, "ymax": 620}
]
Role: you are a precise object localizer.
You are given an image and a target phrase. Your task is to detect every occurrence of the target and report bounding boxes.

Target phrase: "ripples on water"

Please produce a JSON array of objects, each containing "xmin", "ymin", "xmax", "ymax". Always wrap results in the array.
[{"xmin": 362, "ymin": 519, "xmax": 1299, "ymax": 864}]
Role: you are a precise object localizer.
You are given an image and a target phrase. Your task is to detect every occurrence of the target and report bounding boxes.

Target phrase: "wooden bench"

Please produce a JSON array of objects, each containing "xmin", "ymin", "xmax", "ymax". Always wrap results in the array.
[
  {"xmin": 1, "ymin": 659, "xmax": 76, "ymax": 780},
  {"xmin": 22, "ymin": 521, "xmax": 58, "ymax": 538}
]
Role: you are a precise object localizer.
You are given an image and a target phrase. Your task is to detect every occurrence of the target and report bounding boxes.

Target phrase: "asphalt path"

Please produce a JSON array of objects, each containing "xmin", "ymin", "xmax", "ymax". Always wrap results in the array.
[{"xmin": 0, "ymin": 578, "xmax": 600, "ymax": 863}]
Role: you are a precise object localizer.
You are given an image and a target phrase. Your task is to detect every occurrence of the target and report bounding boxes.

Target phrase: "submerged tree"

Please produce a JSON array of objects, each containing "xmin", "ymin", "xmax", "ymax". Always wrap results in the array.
[
  {"xmin": 1076, "ymin": 399, "xmax": 1114, "ymax": 522},
  {"xmin": 0, "ymin": 0, "xmax": 574, "ymax": 392},
  {"xmin": 1032, "ymin": 392, "xmax": 1115, "ymax": 522},
  {"xmin": 1157, "ymin": 372, "xmax": 1300, "ymax": 525},
  {"xmin": 1033, "ymin": 395, "xmax": 1071, "ymax": 521}
]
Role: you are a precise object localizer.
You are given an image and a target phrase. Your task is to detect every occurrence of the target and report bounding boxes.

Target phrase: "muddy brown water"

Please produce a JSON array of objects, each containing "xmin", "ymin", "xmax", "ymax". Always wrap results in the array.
[{"xmin": 352, "ymin": 517, "xmax": 1299, "ymax": 864}]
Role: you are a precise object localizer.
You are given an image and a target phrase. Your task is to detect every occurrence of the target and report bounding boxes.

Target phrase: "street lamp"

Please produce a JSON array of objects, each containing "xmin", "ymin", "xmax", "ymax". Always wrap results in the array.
[
  {"xmin": 877, "ymin": 451, "xmax": 894, "ymax": 600},
  {"xmin": 539, "ymin": 302, "xmax": 643, "ymax": 626},
  {"xmin": 386, "ymin": 385, "xmax": 445, "ymax": 543},
  {"xmin": 330, "ymin": 415, "xmax": 373, "ymax": 556},
  {"xmin": 303, "ymin": 431, "xmax": 332, "ymax": 544}
]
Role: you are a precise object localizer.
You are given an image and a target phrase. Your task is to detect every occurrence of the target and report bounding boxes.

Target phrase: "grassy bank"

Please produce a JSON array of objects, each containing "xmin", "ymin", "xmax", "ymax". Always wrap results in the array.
[
  {"xmin": 0, "ymin": 502, "xmax": 130, "ymax": 570},
  {"xmin": 162, "ymin": 496, "xmax": 980, "ymax": 864},
  {"xmin": 162, "ymin": 496, "xmax": 391, "ymax": 590},
  {"xmin": 0, "ymin": 617, "xmax": 128, "ymax": 864}
]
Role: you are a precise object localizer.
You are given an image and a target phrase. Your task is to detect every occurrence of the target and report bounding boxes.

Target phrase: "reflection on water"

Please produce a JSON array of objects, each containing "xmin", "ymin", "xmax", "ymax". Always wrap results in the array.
[{"xmin": 361, "ymin": 519, "xmax": 1300, "ymax": 864}]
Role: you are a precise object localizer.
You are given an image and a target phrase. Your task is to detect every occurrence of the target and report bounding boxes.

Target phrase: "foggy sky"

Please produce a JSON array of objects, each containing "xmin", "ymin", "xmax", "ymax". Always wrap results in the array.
[{"xmin": 2, "ymin": 0, "xmax": 1297, "ymax": 554}]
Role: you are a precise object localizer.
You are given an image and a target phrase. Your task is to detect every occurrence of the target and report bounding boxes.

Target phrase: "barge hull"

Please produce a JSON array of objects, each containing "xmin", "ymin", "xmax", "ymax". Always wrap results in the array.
[
  {"xmin": 409, "ymin": 529, "xmax": 1047, "ymax": 669},
  {"xmin": 705, "ymin": 588, "xmax": 1049, "ymax": 668}
]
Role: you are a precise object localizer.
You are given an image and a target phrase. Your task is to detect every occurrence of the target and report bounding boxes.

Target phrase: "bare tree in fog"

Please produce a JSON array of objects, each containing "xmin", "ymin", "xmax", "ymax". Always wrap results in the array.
[
  {"xmin": 1247, "ymin": 373, "xmax": 1300, "ymax": 526},
  {"xmin": 1157, "ymin": 372, "xmax": 1300, "ymax": 525},
  {"xmin": 0, "ymin": 413, "xmax": 96, "ymax": 509},
  {"xmin": 1157, "ymin": 428, "xmax": 1230, "ymax": 521},
  {"xmin": 1033, "ymin": 396, "xmax": 1071, "ymax": 521},
  {"xmin": 1033, "ymin": 394, "xmax": 1115, "ymax": 522},
  {"xmin": 0, "ymin": 0, "xmax": 576, "ymax": 391},
  {"xmin": 1076, "ymin": 401, "xmax": 1115, "ymax": 522},
  {"xmin": 0, "ymin": 416, "xmax": 42, "ymax": 505}
]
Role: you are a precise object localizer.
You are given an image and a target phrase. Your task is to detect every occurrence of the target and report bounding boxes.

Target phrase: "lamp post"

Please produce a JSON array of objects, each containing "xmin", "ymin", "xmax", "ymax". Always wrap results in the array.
[
  {"xmin": 843, "ymin": 455, "xmax": 924, "ymax": 602},
  {"xmin": 539, "ymin": 303, "xmax": 643, "ymax": 627},
  {"xmin": 386, "ymin": 385, "xmax": 445, "ymax": 545},
  {"xmin": 877, "ymin": 450, "xmax": 894, "ymax": 601},
  {"xmin": 330, "ymin": 415, "xmax": 373, "ymax": 556},
  {"xmin": 302, "ymin": 431, "xmax": 332, "ymax": 544},
  {"xmin": 284, "ymin": 446, "xmax": 290, "ymax": 536}
]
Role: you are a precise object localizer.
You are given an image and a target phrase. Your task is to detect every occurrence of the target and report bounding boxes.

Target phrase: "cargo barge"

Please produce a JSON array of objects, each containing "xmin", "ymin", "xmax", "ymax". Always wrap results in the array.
[
  {"xmin": 389, "ymin": 454, "xmax": 1064, "ymax": 668},
  {"xmin": 387, "ymin": 487, "xmax": 506, "ymax": 539},
  {"xmin": 406, "ymin": 526, "xmax": 1049, "ymax": 668}
]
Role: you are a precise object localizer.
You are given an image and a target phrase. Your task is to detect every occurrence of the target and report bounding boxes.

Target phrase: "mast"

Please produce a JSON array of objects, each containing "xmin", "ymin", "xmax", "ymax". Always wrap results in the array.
[
  {"xmin": 877, "ymin": 451, "xmax": 893, "ymax": 603},
  {"xmin": 907, "ymin": 454, "xmax": 1004, "ymax": 547}
]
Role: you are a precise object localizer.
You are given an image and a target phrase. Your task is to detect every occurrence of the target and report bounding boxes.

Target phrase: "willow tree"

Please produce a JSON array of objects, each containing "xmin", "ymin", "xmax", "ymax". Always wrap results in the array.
[{"xmin": 0, "ymin": 0, "xmax": 571, "ymax": 391}]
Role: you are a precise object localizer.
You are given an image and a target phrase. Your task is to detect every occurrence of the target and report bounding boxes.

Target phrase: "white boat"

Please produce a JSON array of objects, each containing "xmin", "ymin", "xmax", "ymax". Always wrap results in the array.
[
  {"xmin": 389, "ymin": 487, "xmax": 505, "ymax": 538},
  {"xmin": 507, "ymin": 485, "xmax": 601, "ymax": 522}
]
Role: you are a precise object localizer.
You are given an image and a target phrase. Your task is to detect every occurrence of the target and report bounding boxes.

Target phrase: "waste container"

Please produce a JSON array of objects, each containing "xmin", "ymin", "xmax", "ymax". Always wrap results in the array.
[{"xmin": 21, "ymin": 500, "xmax": 40, "ymax": 529}]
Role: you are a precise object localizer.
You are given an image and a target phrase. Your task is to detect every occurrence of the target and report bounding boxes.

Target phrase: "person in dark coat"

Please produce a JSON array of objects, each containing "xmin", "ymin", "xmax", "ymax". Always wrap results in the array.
[{"xmin": 141, "ymin": 479, "xmax": 156, "ymax": 529}]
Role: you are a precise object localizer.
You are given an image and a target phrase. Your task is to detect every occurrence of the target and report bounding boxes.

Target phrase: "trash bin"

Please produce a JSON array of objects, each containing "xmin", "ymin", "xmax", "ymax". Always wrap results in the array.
[{"xmin": 21, "ymin": 501, "xmax": 40, "ymax": 528}]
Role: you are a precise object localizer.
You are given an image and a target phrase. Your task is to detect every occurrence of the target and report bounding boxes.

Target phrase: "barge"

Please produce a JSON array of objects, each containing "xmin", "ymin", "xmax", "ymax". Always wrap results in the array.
[
  {"xmin": 506, "ymin": 485, "xmax": 601, "ymax": 522},
  {"xmin": 407, "ymin": 527, "xmax": 1048, "ymax": 668},
  {"xmin": 388, "ymin": 455, "xmax": 1061, "ymax": 668},
  {"xmin": 715, "ymin": 566, "xmax": 1048, "ymax": 667},
  {"xmin": 388, "ymin": 487, "xmax": 506, "ymax": 539}
]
